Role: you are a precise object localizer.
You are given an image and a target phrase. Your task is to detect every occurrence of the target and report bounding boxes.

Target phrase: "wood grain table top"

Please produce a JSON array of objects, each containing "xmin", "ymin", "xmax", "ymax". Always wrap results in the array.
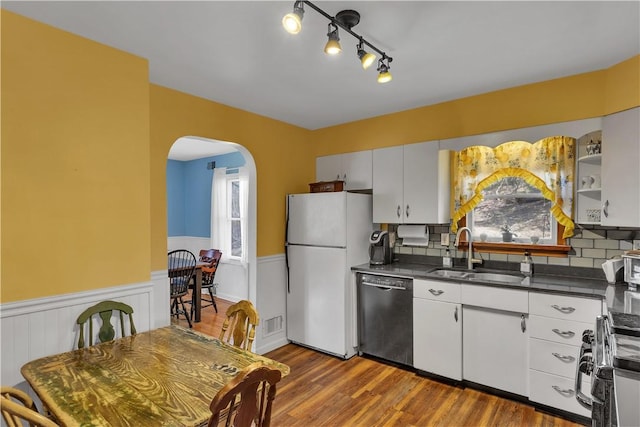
[{"xmin": 21, "ymin": 325, "xmax": 289, "ymax": 427}]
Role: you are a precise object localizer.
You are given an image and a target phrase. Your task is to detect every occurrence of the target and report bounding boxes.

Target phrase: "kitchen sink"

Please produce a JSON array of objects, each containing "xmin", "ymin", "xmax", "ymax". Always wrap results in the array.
[
  {"xmin": 429, "ymin": 269, "xmax": 471, "ymax": 279},
  {"xmin": 466, "ymin": 272, "xmax": 525, "ymax": 284},
  {"xmin": 427, "ymin": 269, "xmax": 525, "ymax": 285}
]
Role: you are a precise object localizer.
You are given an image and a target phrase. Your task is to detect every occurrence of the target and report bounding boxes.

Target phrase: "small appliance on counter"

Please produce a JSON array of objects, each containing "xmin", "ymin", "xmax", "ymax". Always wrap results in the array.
[
  {"xmin": 602, "ymin": 257, "xmax": 625, "ymax": 284},
  {"xmin": 623, "ymin": 251, "xmax": 640, "ymax": 291},
  {"xmin": 369, "ymin": 230, "xmax": 392, "ymax": 265}
]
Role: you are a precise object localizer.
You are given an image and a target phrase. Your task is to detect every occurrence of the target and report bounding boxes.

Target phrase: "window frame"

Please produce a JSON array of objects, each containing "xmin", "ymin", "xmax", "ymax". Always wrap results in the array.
[
  {"xmin": 456, "ymin": 176, "xmax": 570, "ymax": 257},
  {"xmin": 225, "ymin": 173, "xmax": 243, "ymax": 260}
]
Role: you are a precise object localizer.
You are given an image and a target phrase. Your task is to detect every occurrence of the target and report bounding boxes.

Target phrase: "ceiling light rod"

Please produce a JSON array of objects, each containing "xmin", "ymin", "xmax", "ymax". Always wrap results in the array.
[{"xmin": 301, "ymin": 1, "xmax": 392, "ymax": 62}]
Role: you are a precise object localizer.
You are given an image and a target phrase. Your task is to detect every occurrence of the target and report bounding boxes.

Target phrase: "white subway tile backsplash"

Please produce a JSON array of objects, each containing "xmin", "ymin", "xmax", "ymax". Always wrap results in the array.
[
  {"xmin": 582, "ymin": 248, "xmax": 607, "ymax": 259},
  {"xmin": 570, "ymin": 257, "xmax": 594, "ymax": 268},
  {"xmin": 594, "ymin": 239, "xmax": 620, "ymax": 249},
  {"xmin": 392, "ymin": 225, "xmax": 639, "ymax": 272},
  {"xmin": 570, "ymin": 239, "xmax": 594, "ymax": 248}
]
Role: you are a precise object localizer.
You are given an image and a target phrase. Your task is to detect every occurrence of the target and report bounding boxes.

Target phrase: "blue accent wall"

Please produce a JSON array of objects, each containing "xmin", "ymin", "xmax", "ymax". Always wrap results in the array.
[{"xmin": 167, "ymin": 151, "xmax": 245, "ymax": 238}]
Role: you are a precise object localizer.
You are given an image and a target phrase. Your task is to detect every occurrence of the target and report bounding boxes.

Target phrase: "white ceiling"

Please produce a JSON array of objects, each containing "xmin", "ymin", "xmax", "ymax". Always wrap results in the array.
[{"xmin": 4, "ymin": 1, "xmax": 639, "ymax": 157}]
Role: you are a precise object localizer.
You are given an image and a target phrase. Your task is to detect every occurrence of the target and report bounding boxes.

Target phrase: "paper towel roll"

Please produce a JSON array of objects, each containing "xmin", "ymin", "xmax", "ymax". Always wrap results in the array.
[{"xmin": 397, "ymin": 225, "xmax": 429, "ymax": 246}]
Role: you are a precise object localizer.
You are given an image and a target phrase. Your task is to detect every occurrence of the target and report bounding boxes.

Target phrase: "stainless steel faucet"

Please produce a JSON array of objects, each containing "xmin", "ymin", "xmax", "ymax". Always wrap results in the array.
[{"xmin": 454, "ymin": 227, "xmax": 482, "ymax": 270}]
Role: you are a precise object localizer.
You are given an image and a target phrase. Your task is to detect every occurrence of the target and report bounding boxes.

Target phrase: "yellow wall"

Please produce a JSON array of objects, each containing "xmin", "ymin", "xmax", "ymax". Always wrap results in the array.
[
  {"xmin": 312, "ymin": 56, "xmax": 639, "ymax": 156},
  {"xmin": 2, "ymin": 9, "xmax": 638, "ymax": 302},
  {"xmin": 1, "ymin": 11, "xmax": 151, "ymax": 301},
  {"xmin": 149, "ymin": 86, "xmax": 312, "ymax": 270}
]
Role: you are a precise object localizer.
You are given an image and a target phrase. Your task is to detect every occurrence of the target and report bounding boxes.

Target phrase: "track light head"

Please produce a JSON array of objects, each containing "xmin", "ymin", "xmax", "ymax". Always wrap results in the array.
[
  {"xmin": 357, "ymin": 40, "xmax": 376, "ymax": 70},
  {"xmin": 377, "ymin": 57, "xmax": 392, "ymax": 83},
  {"xmin": 282, "ymin": 1, "xmax": 304, "ymax": 34},
  {"xmin": 324, "ymin": 23, "xmax": 342, "ymax": 55}
]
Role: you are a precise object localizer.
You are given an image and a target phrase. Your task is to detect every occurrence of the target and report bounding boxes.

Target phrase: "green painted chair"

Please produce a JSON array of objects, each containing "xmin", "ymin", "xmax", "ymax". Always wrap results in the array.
[{"xmin": 76, "ymin": 300, "xmax": 137, "ymax": 349}]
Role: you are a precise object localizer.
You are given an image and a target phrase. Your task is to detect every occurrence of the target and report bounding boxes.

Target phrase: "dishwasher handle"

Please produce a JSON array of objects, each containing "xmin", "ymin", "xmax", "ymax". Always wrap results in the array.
[{"xmin": 361, "ymin": 281, "xmax": 408, "ymax": 291}]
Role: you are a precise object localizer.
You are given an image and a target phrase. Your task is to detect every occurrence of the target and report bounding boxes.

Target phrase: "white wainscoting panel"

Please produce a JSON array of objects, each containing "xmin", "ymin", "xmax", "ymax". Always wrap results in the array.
[
  {"xmin": 254, "ymin": 254, "xmax": 288, "ymax": 355},
  {"xmin": 0, "ymin": 281, "xmax": 155, "ymax": 388}
]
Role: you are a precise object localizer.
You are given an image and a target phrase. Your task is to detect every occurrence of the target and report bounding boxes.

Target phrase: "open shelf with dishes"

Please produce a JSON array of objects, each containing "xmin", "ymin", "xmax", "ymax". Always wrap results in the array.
[{"xmin": 575, "ymin": 131, "xmax": 602, "ymax": 225}]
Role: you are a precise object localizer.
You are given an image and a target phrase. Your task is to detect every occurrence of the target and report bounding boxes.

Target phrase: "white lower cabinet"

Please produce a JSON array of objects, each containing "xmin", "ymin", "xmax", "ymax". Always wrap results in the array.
[
  {"xmin": 463, "ymin": 306, "xmax": 529, "ymax": 396},
  {"xmin": 528, "ymin": 292, "xmax": 602, "ymax": 417},
  {"xmin": 413, "ymin": 278, "xmax": 462, "ymax": 380}
]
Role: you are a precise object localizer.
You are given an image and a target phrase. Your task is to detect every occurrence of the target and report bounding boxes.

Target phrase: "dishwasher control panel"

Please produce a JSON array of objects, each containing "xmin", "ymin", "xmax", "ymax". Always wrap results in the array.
[{"xmin": 358, "ymin": 273, "xmax": 413, "ymax": 290}]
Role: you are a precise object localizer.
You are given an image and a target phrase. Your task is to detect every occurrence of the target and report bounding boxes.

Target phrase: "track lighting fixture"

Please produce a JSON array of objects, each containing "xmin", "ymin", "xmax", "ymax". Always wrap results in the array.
[
  {"xmin": 377, "ymin": 56, "xmax": 392, "ymax": 83},
  {"xmin": 324, "ymin": 23, "xmax": 342, "ymax": 55},
  {"xmin": 282, "ymin": 1, "xmax": 394, "ymax": 83},
  {"xmin": 282, "ymin": 1, "xmax": 304, "ymax": 35},
  {"xmin": 357, "ymin": 39, "xmax": 376, "ymax": 70}
]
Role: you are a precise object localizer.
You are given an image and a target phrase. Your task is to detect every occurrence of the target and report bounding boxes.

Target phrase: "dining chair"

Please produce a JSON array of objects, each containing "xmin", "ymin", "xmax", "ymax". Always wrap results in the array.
[
  {"xmin": 207, "ymin": 362, "xmax": 282, "ymax": 427},
  {"xmin": 189, "ymin": 249, "xmax": 222, "ymax": 317},
  {"xmin": 168, "ymin": 249, "xmax": 197, "ymax": 328},
  {"xmin": 1, "ymin": 386, "xmax": 58, "ymax": 427},
  {"xmin": 219, "ymin": 300, "xmax": 259, "ymax": 352},
  {"xmin": 76, "ymin": 300, "xmax": 137, "ymax": 349}
]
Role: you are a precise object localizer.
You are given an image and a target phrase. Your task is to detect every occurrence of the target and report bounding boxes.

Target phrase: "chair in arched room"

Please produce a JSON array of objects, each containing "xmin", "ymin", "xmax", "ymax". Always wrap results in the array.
[
  {"xmin": 219, "ymin": 300, "xmax": 259, "ymax": 352},
  {"xmin": 188, "ymin": 249, "xmax": 222, "ymax": 317},
  {"xmin": 76, "ymin": 300, "xmax": 137, "ymax": 349},
  {"xmin": 168, "ymin": 249, "xmax": 197, "ymax": 328}
]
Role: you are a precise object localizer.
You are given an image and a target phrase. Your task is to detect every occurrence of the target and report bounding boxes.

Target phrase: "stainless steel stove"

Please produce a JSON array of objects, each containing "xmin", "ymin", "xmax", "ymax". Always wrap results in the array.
[{"xmin": 576, "ymin": 311, "xmax": 640, "ymax": 427}]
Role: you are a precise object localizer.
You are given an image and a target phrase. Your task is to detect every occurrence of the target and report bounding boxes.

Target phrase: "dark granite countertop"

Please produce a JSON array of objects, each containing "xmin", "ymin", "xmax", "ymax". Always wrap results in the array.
[{"xmin": 352, "ymin": 262, "xmax": 608, "ymax": 299}]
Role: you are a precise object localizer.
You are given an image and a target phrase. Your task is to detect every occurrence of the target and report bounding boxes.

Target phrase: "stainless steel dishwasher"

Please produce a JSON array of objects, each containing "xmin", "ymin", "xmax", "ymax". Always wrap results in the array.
[{"xmin": 357, "ymin": 273, "xmax": 413, "ymax": 366}]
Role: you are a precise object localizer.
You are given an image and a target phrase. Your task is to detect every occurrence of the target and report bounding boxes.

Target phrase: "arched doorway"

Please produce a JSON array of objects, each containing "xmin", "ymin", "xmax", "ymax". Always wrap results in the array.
[{"xmin": 167, "ymin": 136, "xmax": 258, "ymax": 307}]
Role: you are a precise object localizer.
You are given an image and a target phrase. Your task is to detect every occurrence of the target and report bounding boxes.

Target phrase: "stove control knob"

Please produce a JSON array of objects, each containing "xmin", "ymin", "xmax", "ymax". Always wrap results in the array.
[{"xmin": 582, "ymin": 330, "xmax": 594, "ymax": 345}]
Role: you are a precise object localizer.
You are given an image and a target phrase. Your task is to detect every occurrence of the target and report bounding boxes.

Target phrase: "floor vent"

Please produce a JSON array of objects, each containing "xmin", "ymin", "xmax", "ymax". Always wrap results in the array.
[{"xmin": 263, "ymin": 315, "xmax": 283, "ymax": 337}]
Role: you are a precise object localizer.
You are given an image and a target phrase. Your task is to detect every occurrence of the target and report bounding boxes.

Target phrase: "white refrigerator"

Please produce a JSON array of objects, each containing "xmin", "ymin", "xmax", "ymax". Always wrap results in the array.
[{"xmin": 285, "ymin": 191, "xmax": 372, "ymax": 359}]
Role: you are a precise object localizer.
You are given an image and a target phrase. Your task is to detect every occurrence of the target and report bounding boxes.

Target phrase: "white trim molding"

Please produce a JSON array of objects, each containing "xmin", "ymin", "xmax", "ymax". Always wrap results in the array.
[{"xmin": 0, "ymin": 280, "xmax": 156, "ymax": 387}]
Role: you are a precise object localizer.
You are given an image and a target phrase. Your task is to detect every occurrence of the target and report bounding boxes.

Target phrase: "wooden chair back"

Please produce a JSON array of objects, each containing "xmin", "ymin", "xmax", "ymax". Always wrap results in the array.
[
  {"xmin": 219, "ymin": 300, "xmax": 259, "ymax": 352},
  {"xmin": 207, "ymin": 363, "xmax": 282, "ymax": 427},
  {"xmin": 1, "ymin": 387, "xmax": 58, "ymax": 427},
  {"xmin": 76, "ymin": 300, "xmax": 137, "ymax": 349},
  {"xmin": 168, "ymin": 249, "xmax": 197, "ymax": 298},
  {"xmin": 200, "ymin": 249, "xmax": 222, "ymax": 286}
]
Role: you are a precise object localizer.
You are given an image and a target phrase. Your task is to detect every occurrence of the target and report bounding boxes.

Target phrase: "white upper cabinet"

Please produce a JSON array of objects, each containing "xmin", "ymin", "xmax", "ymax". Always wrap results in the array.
[
  {"xmin": 373, "ymin": 142, "xmax": 450, "ymax": 224},
  {"xmin": 601, "ymin": 107, "xmax": 640, "ymax": 227},
  {"xmin": 316, "ymin": 150, "xmax": 372, "ymax": 191}
]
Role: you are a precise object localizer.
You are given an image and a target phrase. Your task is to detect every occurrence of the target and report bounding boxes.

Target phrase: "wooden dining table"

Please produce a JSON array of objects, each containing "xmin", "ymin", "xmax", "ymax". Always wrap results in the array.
[{"xmin": 21, "ymin": 325, "xmax": 290, "ymax": 427}]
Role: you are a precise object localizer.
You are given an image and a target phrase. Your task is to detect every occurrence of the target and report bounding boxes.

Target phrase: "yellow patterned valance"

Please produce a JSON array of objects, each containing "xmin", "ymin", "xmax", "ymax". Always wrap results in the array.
[{"xmin": 452, "ymin": 136, "xmax": 576, "ymax": 239}]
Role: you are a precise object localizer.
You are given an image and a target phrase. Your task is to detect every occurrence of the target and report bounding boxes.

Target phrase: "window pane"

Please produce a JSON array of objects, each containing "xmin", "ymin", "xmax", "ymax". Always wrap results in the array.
[
  {"xmin": 231, "ymin": 219, "xmax": 242, "ymax": 257},
  {"xmin": 471, "ymin": 177, "xmax": 554, "ymax": 243},
  {"xmin": 231, "ymin": 180, "xmax": 240, "ymax": 219}
]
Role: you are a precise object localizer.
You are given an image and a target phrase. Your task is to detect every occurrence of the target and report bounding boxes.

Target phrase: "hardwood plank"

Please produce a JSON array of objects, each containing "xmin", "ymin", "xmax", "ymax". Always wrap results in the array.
[{"xmin": 190, "ymin": 298, "xmax": 586, "ymax": 427}]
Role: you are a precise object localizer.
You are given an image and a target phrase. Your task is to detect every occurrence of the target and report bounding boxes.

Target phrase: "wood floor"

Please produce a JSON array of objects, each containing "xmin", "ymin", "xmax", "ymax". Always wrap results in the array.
[{"xmin": 176, "ymin": 296, "xmax": 585, "ymax": 427}]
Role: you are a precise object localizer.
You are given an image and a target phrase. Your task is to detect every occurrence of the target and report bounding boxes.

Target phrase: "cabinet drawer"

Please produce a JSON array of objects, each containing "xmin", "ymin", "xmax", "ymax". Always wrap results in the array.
[
  {"xmin": 529, "ymin": 315, "xmax": 592, "ymax": 346},
  {"xmin": 414, "ymin": 279, "xmax": 461, "ymax": 303},
  {"xmin": 530, "ymin": 292, "xmax": 602, "ymax": 323},
  {"xmin": 529, "ymin": 369, "xmax": 591, "ymax": 417},
  {"xmin": 461, "ymin": 284, "xmax": 528, "ymax": 313},
  {"xmin": 530, "ymin": 338, "xmax": 580, "ymax": 378}
]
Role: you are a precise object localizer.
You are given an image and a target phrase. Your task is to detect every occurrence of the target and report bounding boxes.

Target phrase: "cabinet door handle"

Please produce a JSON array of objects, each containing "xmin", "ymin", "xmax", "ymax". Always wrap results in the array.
[
  {"xmin": 428, "ymin": 289, "xmax": 444, "ymax": 296},
  {"xmin": 552, "ymin": 385, "xmax": 575, "ymax": 397},
  {"xmin": 552, "ymin": 328, "xmax": 576, "ymax": 338},
  {"xmin": 454, "ymin": 306, "xmax": 458, "ymax": 322},
  {"xmin": 406, "ymin": 205, "xmax": 410, "ymax": 218},
  {"xmin": 397, "ymin": 205, "xmax": 401, "ymax": 218},
  {"xmin": 603, "ymin": 200, "xmax": 609, "ymax": 218},
  {"xmin": 552, "ymin": 352, "xmax": 576, "ymax": 363},
  {"xmin": 521, "ymin": 314, "xmax": 526, "ymax": 333},
  {"xmin": 551, "ymin": 304, "xmax": 575, "ymax": 314}
]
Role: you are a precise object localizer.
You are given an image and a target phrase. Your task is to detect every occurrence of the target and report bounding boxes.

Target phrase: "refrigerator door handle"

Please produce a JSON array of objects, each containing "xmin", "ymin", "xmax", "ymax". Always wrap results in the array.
[{"xmin": 285, "ymin": 198, "xmax": 290, "ymax": 293}]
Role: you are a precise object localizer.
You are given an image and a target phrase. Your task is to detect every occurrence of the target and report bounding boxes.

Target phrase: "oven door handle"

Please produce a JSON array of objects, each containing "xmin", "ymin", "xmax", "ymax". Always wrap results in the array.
[{"xmin": 574, "ymin": 351, "xmax": 593, "ymax": 410}]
